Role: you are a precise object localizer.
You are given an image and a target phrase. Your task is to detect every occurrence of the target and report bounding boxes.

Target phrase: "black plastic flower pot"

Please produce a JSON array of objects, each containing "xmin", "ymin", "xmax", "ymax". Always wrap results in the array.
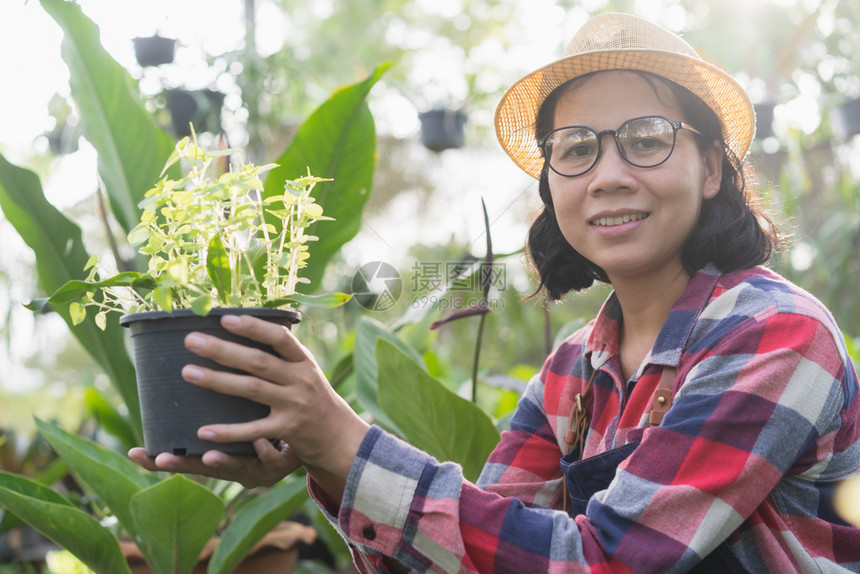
[
  {"xmin": 119, "ymin": 308, "xmax": 300, "ymax": 457},
  {"xmin": 418, "ymin": 108, "xmax": 466, "ymax": 152},
  {"xmin": 132, "ymin": 35, "xmax": 176, "ymax": 67},
  {"xmin": 754, "ymin": 101, "xmax": 776, "ymax": 140},
  {"xmin": 166, "ymin": 89, "xmax": 225, "ymax": 137},
  {"xmin": 835, "ymin": 97, "xmax": 860, "ymax": 139}
]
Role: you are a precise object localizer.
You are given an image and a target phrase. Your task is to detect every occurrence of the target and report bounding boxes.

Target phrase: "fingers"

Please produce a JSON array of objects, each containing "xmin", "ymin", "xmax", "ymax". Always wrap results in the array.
[
  {"xmin": 128, "ymin": 439, "xmax": 302, "ymax": 488},
  {"xmin": 222, "ymin": 314, "xmax": 308, "ymax": 363}
]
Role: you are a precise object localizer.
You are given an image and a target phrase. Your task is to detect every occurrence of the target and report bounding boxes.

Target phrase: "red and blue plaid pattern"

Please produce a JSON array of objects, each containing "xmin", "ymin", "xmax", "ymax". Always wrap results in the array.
[{"xmin": 311, "ymin": 265, "xmax": 860, "ymax": 573}]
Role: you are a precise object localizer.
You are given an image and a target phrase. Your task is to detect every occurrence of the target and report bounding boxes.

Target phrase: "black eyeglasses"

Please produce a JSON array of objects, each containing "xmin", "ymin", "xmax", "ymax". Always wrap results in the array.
[{"xmin": 538, "ymin": 115, "xmax": 705, "ymax": 177}]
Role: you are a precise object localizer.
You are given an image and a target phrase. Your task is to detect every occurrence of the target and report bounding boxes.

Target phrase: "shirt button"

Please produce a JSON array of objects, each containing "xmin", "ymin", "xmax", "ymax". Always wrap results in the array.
[{"xmin": 362, "ymin": 525, "xmax": 377, "ymax": 541}]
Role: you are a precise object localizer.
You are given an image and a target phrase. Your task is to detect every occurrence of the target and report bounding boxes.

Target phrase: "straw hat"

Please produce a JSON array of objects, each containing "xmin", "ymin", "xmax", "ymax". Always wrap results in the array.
[{"xmin": 495, "ymin": 12, "xmax": 755, "ymax": 179}]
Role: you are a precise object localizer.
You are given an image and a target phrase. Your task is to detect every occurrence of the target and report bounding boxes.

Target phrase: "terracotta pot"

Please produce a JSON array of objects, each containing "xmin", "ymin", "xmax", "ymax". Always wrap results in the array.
[
  {"xmin": 119, "ymin": 308, "xmax": 300, "ymax": 457},
  {"xmin": 121, "ymin": 521, "xmax": 317, "ymax": 574}
]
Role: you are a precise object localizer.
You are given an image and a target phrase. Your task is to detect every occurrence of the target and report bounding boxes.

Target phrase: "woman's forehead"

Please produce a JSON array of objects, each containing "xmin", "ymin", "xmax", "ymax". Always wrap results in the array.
[{"xmin": 552, "ymin": 71, "xmax": 681, "ymax": 127}]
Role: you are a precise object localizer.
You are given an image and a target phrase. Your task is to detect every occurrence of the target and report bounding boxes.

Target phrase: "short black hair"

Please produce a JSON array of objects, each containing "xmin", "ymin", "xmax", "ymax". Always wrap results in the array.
[{"xmin": 526, "ymin": 71, "xmax": 780, "ymax": 301}]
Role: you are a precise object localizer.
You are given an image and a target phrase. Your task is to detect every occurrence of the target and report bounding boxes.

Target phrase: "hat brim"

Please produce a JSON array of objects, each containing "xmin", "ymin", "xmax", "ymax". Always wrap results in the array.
[{"xmin": 495, "ymin": 49, "xmax": 755, "ymax": 179}]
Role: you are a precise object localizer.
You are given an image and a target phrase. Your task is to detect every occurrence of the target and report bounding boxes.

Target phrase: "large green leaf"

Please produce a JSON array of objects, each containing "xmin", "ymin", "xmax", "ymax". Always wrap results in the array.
[
  {"xmin": 36, "ymin": 419, "xmax": 156, "ymax": 537},
  {"xmin": 207, "ymin": 479, "xmax": 308, "ymax": 574},
  {"xmin": 128, "ymin": 475, "xmax": 224, "ymax": 574},
  {"xmin": 0, "ymin": 155, "xmax": 142, "ymax": 437},
  {"xmin": 40, "ymin": 0, "xmax": 177, "ymax": 235},
  {"xmin": 264, "ymin": 63, "xmax": 392, "ymax": 293},
  {"xmin": 375, "ymin": 339, "xmax": 500, "ymax": 482},
  {"xmin": 353, "ymin": 317, "xmax": 425, "ymax": 435},
  {"xmin": 0, "ymin": 472, "xmax": 132, "ymax": 574}
]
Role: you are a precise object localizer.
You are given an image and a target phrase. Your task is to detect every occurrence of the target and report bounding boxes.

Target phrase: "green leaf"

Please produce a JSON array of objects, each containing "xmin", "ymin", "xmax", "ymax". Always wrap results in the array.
[
  {"xmin": 128, "ymin": 475, "xmax": 224, "ymax": 574},
  {"xmin": 84, "ymin": 386, "xmax": 138, "ymax": 452},
  {"xmin": 266, "ymin": 292, "xmax": 353, "ymax": 309},
  {"xmin": 353, "ymin": 318, "xmax": 426, "ymax": 436},
  {"xmin": 264, "ymin": 62, "xmax": 392, "ymax": 293},
  {"xmin": 206, "ymin": 234, "xmax": 232, "ymax": 305},
  {"xmin": 35, "ymin": 419, "xmax": 156, "ymax": 538},
  {"xmin": 40, "ymin": 0, "xmax": 177, "ymax": 235},
  {"xmin": 0, "ymin": 472, "xmax": 132, "ymax": 574},
  {"xmin": 0, "ymin": 154, "xmax": 142, "ymax": 440},
  {"xmin": 207, "ymin": 479, "xmax": 307, "ymax": 574},
  {"xmin": 375, "ymin": 339, "xmax": 501, "ymax": 482},
  {"xmin": 24, "ymin": 272, "xmax": 143, "ymax": 311}
]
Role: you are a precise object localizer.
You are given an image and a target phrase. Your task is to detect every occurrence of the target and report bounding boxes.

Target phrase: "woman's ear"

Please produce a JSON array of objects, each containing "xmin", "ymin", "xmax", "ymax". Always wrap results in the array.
[{"xmin": 702, "ymin": 143, "xmax": 723, "ymax": 200}]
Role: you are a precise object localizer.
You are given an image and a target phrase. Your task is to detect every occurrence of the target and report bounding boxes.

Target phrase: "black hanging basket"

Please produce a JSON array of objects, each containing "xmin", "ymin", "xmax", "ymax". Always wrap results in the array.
[
  {"xmin": 120, "ymin": 308, "xmax": 300, "ymax": 456},
  {"xmin": 166, "ymin": 89, "xmax": 225, "ymax": 137},
  {"xmin": 418, "ymin": 108, "xmax": 467, "ymax": 152},
  {"xmin": 132, "ymin": 35, "xmax": 176, "ymax": 67},
  {"xmin": 754, "ymin": 101, "xmax": 776, "ymax": 140},
  {"xmin": 835, "ymin": 97, "xmax": 860, "ymax": 139}
]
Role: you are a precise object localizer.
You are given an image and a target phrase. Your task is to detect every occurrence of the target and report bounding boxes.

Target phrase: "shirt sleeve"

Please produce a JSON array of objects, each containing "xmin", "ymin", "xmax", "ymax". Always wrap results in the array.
[{"xmin": 313, "ymin": 306, "xmax": 853, "ymax": 572}]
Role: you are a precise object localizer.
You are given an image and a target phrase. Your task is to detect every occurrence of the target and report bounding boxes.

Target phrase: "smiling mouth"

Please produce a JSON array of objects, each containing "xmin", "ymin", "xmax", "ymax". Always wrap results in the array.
[{"xmin": 590, "ymin": 213, "xmax": 649, "ymax": 227}]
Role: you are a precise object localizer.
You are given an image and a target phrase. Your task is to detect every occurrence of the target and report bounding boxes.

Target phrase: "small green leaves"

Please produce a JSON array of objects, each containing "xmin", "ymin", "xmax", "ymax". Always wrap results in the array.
[
  {"xmin": 63, "ymin": 138, "xmax": 334, "ymax": 319},
  {"xmin": 206, "ymin": 233, "xmax": 232, "ymax": 305}
]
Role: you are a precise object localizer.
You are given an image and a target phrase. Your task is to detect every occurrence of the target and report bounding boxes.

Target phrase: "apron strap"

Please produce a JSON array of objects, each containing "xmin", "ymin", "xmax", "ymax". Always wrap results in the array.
[
  {"xmin": 648, "ymin": 366, "xmax": 676, "ymax": 426},
  {"xmin": 561, "ymin": 365, "xmax": 677, "ymax": 513}
]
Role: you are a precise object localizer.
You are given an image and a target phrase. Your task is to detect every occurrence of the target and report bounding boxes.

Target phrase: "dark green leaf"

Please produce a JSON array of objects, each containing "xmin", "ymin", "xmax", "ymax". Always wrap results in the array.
[
  {"xmin": 40, "ymin": 0, "xmax": 177, "ymax": 235},
  {"xmin": 84, "ymin": 386, "xmax": 138, "ymax": 452},
  {"xmin": 375, "ymin": 339, "xmax": 500, "ymax": 481},
  {"xmin": 36, "ymin": 419, "xmax": 156, "ymax": 538},
  {"xmin": 353, "ymin": 317, "xmax": 426, "ymax": 435},
  {"xmin": 263, "ymin": 63, "xmax": 392, "ymax": 293},
  {"xmin": 207, "ymin": 479, "xmax": 308, "ymax": 574},
  {"xmin": 0, "ymin": 154, "xmax": 142, "ymax": 439},
  {"xmin": 0, "ymin": 472, "xmax": 132, "ymax": 574},
  {"xmin": 128, "ymin": 475, "xmax": 224, "ymax": 574}
]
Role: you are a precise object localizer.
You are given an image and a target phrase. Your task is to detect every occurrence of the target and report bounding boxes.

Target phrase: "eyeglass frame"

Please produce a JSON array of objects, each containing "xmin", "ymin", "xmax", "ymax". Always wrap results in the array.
[{"xmin": 537, "ymin": 115, "xmax": 706, "ymax": 178}]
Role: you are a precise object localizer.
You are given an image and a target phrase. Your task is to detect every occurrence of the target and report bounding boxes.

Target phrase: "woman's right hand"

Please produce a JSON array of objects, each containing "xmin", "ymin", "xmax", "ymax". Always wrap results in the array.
[{"xmin": 128, "ymin": 437, "xmax": 302, "ymax": 489}]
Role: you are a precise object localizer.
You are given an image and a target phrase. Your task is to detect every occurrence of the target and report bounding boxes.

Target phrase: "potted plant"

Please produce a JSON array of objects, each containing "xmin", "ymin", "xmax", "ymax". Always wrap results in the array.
[{"xmin": 28, "ymin": 133, "xmax": 341, "ymax": 457}]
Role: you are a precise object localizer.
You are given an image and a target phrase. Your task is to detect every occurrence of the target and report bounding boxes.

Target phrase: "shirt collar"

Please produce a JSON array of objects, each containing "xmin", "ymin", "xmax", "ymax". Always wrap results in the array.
[{"xmin": 585, "ymin": 264, "xmax": 723, "ymax": 370}]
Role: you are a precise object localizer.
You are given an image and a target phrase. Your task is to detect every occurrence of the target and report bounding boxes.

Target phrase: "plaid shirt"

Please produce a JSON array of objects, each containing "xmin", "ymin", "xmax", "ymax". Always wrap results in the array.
[{"xmin": 310, "ymin": 265, "xmax": 860, "ymax": 573}]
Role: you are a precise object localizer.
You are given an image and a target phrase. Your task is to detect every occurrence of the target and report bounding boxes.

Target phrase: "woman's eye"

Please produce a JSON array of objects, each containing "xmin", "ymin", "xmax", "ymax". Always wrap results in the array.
[
  {"xmin": 560, "ymin": 142, "xmax": 596, "ymax": 159},
  {"xmin": 628, "ymin": 137, "xmax": 669, "ymax": 153}
]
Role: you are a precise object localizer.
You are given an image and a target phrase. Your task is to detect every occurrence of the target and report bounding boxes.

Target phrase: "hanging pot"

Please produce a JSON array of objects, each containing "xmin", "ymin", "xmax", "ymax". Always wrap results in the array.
[
  {"xmin": 754, "ymin": 101, "xmax": 776, "ymax": 139},
  {"xmin": 834, "ymin": 97, "xmax": 860, "ymax": 139},
  {"xmin": 132, "ymin": 35, "xmax": 176, "ymax": 67},
  {"xmin": 418, "ymin": 108, "xmax": 467, "ymax": 152},
  {"xmin": 119, "ymin": 308, "xmax": 300, "ymax": 456},
  {"xmin": 166, "ymin": 89, "xmax": 225, "ymax": 137}
]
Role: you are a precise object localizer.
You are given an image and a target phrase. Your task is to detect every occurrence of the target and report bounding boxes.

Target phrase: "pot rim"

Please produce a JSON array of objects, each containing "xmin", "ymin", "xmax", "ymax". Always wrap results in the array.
[{"xmin": 119, "ymin": 307, "xmax": 301, "ymax": 327}]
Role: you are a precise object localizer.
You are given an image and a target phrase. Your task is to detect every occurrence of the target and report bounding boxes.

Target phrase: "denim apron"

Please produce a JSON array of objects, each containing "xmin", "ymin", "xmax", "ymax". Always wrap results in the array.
[{"xmin": 561, "ymin": 440, "xmax": 749, "ymax": 573}]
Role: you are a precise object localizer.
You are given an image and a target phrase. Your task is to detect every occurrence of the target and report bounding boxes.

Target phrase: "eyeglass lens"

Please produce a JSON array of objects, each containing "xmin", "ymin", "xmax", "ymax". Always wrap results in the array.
[{"xmin": 543, "ymin": 116, "xmax": 679, "ymax": 177}]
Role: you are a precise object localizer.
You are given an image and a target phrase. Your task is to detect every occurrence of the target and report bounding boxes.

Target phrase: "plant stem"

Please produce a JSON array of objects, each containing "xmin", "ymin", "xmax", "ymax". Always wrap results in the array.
[{"xmin": 471, "ymin": 310, "xmax": 487, "ymax": 403}]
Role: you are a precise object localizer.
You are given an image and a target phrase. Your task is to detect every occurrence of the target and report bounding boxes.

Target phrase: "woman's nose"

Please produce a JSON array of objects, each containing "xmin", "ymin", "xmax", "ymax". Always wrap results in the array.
[{"xmin": 587, "ymin": 135, "xmax": 637, "ymax": 194}]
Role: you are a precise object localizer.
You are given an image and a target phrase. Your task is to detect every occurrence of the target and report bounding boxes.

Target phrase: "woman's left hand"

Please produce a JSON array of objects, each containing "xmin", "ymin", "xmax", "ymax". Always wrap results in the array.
[
  {"xmin": 128, "ymin": 437, "xmax": 301, "ymax": 488},
  {"xmin": 134, "ymin": 314, "xmax": 370, "ymax": 499}
]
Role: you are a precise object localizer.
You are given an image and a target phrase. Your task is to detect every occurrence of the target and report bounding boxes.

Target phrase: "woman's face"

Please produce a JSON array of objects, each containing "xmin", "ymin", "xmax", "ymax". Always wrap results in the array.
[{"xmin": 547, "ymin": 71, "xmax": 722, "ymax": 284}]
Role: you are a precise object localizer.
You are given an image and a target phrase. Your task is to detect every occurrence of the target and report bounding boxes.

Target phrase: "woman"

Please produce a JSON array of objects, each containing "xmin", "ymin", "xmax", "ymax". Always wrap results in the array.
[{"xmin": 130, "ymin": 13, "xmax": 860, "ymax": 573}]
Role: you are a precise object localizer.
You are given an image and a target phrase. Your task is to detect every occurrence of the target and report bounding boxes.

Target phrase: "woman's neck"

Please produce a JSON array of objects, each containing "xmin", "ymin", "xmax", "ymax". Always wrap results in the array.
[{"xmin": 610, "ymin": 267, "xmax": 691, "ymax": 381}]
